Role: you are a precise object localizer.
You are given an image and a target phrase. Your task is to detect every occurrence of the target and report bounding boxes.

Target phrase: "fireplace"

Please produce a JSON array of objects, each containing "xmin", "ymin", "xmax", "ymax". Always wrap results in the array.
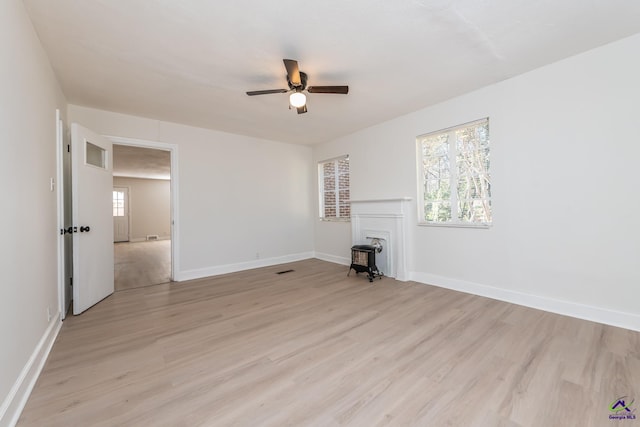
[{"xmin": 350, "ymin": 198, "xmax": 411, "ymax": 280}]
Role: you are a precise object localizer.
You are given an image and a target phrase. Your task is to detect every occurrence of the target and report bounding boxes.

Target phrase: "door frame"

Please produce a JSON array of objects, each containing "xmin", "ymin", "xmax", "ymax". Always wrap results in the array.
[
  {"xmin": 112, "ymin": 185, "xmax": 131, "ymax": 242},
  {"xmin": 56, "ymin": 109, "xmax": 66, "ymax": 320},
  {"xmin": 108, "ymin": 136, "xmax": 179, "ymax": 281}
]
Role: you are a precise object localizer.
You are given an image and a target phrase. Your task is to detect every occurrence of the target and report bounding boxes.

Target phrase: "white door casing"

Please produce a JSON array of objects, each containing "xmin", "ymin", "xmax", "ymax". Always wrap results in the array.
[
  {"xmin": 71, "ymin": 123, "xmax": 114, "ymax": 315},
  {"xmin": 56, "ymin": 110, "xmax": 73, "ymax": 320},
  {"xmin": 63, "ymin": 122, "xmax": 73, "ymax": 313},
  {"xmin": 113, "ymin": 186, "xmax": 129, "ymax": 242}
]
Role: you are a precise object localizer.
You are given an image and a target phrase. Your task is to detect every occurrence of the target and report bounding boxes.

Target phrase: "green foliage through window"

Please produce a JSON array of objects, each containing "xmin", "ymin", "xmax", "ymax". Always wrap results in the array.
[{"xmin": 418, "ymin": 119, "xmax": 491, "ymax": 225}]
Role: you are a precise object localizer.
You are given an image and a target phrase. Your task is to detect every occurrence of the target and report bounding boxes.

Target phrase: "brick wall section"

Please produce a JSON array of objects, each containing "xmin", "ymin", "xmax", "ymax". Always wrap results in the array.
[{"xmin": 321, "ymin": 156, "xmax": 350, "ymax": 218}]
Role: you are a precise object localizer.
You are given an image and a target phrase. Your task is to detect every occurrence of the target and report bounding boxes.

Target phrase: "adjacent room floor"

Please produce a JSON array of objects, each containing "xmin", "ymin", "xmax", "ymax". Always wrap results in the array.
[
  {"xmin": 18, "ymin": 259, "xmax": 640, "ymax": 426},
  {"xmin": 114, "ymin": 240, "xmax": 171, "ymax": 291}
]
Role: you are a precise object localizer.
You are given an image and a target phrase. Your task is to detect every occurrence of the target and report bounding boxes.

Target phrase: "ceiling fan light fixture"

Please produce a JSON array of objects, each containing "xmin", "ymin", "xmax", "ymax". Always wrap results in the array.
[
  {"xmin": 289, "ymin": 91, "xmax": 306, "ymax": 108},
  {"xmin": 246, "ymin": 59, "xmax": 348, "ymax": 114}
]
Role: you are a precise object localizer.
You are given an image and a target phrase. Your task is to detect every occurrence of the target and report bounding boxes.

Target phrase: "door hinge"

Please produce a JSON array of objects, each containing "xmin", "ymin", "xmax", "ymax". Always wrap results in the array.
[
  {"xmin": 67, "ymin": 144, "xmax": 70, "ymax": 152},
  {"xmin": 70, "ymin": 277, "xmax": 73, "ymax": 287}
]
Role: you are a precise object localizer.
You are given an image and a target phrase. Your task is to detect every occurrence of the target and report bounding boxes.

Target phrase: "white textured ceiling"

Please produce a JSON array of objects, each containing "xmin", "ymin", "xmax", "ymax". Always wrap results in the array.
[
  {"xmin": 113, "ymin": 145, "xmax": 170, "ymax": 180},
  {"xmin": 24, "ymin": 0, "xmax": 640, "ymax": 145}
]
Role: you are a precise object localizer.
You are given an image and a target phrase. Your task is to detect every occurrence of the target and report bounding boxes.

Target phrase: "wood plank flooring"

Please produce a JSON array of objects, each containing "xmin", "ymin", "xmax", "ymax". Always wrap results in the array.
[
  {"xmin": 18, "ymin": 259, "xmax": 640, "ymax": 426},
  {"xmin": 114, "ymin": 240, "xmax": 171, "ymax": 291}
]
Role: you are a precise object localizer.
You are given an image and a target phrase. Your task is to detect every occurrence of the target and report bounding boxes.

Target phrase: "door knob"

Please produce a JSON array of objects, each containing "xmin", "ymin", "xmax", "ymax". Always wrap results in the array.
[{"xmin": 80, "ymin": 226, "xmax": 91, "ymax": 233}]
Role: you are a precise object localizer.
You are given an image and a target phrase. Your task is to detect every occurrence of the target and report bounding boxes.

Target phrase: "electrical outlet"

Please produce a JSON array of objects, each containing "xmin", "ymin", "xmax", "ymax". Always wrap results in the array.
[
  {"xmin": 47, "ymin": 307, "xmax": 51, "ymax": 322},
  {"xmin": 49, "ymin": 177, "xmax": 55, "ymax": 192},
  {"xmin": 256, "ymin": 252, "xmax": 260, "ymax": 259}
]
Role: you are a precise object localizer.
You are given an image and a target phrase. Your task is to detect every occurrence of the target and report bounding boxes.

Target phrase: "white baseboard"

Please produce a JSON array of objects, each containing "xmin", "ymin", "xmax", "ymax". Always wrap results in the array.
[
  {"xmin": 409, "ymin": 271, "xmax": 640, "ymax": 332},
  {"xmin": 313, "ymin": 252, "xmax": 350, "ymax": 266},
  {"xmin": 176, "ymin": 252, "xmax": 315, "ymax": 282},
  {"xmin": 0, "ymin": 315, "xmax": 62, "ymax": 427},
  {"xmin": 128, "ymin": 236, "xmax": 170, "ymax": 243}
]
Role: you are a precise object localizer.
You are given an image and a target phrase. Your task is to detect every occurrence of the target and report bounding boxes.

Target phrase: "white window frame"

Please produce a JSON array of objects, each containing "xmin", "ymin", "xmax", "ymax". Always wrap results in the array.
[
  {"xmin": 417, "ymin": 118, "xmax": 491, "ymax": 228},
  {"xmin": 318, "ymin": 155, "xmax": 350, "ymax": 221},
  {"xmin": 112, "ymin": 190, "xmax": 125, "ymax": 217}
]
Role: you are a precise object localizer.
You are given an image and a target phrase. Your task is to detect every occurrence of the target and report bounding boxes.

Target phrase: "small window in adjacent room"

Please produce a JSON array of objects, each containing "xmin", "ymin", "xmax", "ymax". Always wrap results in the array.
[
  {"xmin": 113, "ymin": 190, "xmax": 125, "ymax": 217},
  {"xmin": 318, "ymin": 155, "xmax": 350, "ymax": 220},
  {"xmin": 417, "ymin": 118, "xmax": 492, "ymax": 227}
]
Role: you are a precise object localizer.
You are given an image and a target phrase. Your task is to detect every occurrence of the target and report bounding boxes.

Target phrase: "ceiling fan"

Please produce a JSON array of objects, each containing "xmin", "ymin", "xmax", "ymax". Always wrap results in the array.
[{"xmin": 246, "ymin": 59, "xmax": 349, "ymax": 114}]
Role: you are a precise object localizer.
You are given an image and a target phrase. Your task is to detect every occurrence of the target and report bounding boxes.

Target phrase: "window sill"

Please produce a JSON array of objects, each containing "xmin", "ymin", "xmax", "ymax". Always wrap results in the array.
[
  {"xmin": 417, "ymin": 222, "xmax": 491, "ymax": 229},
  {"xmin": 319, "ymin": 218, "xmax": 351, "ymax": 223}
]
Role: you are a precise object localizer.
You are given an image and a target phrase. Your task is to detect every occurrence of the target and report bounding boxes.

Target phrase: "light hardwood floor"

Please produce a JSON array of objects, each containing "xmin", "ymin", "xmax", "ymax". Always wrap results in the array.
[
  {"xmin": 114, "ymin": 240, "xmax": 171, "ymax": 291},
  {"xmin": 18, "ymin": 259, "xmax": 640, "ymax": 426}
]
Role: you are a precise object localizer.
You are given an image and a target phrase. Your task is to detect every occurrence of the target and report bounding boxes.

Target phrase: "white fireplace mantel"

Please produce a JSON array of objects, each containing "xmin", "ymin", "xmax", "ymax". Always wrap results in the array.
[{"xmin": 351, "ymin": 198, "xmax": 411, "ymax": 281}]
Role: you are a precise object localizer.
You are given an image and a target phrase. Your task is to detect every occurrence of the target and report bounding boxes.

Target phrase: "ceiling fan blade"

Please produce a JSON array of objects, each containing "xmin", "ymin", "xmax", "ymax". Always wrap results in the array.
[
  {"xmin": 283, "ymin": 59, "xmax": 301, "ymax": 86},
  {"xmin": 307, "ymin": 86, "xmax": 349, "ymax": 94},
  {"xmin": 246, "ymin": 89, "xmax": 288, "ymax": 96},
  {"xmin": 297, "ymin": 105, "xmax": 308, "ymax": 114}
]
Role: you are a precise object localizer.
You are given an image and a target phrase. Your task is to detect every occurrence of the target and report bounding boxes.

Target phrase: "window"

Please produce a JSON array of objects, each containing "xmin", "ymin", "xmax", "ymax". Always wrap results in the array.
[
  {"xmin": 113, "ymin": 190, "xmax": 125, "ymax": 217},
  {"xmin": 417, "ymin": 118, "xmax": 491, "ymax": 227},
  {"xmin": 86, "ymin": 141, "xmax": 107, "ymax": 169},
  {"xmin": 319, "ymin": 156, "xmax": 350, "ymax": 220}
]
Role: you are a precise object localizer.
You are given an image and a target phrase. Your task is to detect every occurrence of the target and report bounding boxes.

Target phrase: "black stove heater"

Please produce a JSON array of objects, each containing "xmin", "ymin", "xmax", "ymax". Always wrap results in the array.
[{"xmin": 348, "ymin": 244, "xmax": 382, "ymax": 282}]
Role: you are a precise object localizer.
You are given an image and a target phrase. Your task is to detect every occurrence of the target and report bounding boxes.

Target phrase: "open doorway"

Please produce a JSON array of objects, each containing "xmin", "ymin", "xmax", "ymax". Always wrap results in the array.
[{"xmin": 112, "ymin": 144, "xmax": 173, "ymax": 291}]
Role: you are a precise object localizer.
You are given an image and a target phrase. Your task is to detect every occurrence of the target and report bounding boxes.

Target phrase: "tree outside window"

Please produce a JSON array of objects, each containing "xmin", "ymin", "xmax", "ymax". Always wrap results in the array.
[{"xmin": 418, "ymin": 119, "xmax": 491, "ymax": 226}]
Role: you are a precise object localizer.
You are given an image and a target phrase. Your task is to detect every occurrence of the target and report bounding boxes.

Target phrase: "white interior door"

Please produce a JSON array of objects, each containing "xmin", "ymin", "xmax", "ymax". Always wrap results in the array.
[
  {"xmin": 71, "ymin": 123, "xmax": 114, "ymax": 315},
  {"xmin": 113, "ymin": 187, "xmax": 129, "ymax": 242}
]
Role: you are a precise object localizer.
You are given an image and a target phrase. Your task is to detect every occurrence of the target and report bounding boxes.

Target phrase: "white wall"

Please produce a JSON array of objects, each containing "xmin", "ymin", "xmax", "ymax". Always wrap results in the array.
[
  {"xmin": 314, "ymin": 33, "xmax": 640, "ymax": 330},
  {"xmin": 0, "ymin": 1, "xmax": 67, "ymax": 425},
  {"xmin": 113, "ymin": 177, "xmax": 171, "ymax": 241},
  {"xmin": 69, "ymin": 105, "xmax": 315, "ymax": 279}
]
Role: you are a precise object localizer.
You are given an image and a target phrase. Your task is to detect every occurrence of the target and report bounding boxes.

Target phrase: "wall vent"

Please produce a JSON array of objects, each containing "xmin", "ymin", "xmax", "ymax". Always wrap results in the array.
[{"xmin": 146, "ymin": 235, "xmax": 159, "ymax": 241}]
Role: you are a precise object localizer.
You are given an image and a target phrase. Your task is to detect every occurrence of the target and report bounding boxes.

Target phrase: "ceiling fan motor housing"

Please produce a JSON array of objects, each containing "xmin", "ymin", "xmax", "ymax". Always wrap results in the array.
[{"xmin": 288, "ymin": 71, "xmax": 308, "ymax": 91}]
